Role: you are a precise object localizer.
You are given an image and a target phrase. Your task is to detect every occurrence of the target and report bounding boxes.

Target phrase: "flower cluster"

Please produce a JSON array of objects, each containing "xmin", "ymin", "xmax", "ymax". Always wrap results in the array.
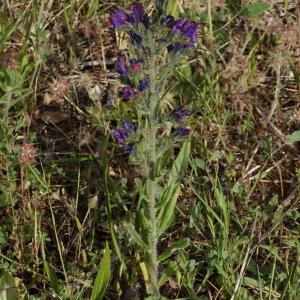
[
  {"xmin": 16, "ymin": 143, "xmax": 38, "ymax": 165},
  {"xmin": 172, "ymin": 105, "xmax": 192, "ymax": 122},
  {"xmin": 110, "ymin": 3, "xmax": 199, "ymax": 53},
  {"xmin": 110, "ymin": 3, "xmax": 149, "ymax": 29},
  {"xmin": 175, "ymin": 126, "xmax": 191, "ymax": 137},
  {"xmin": 113, "ymin": 121, "xmax": 137, "ymax": 154},
  {"xmin": 115, "ymin": 56, "xmax": 148, "ymax": 102},
  {"xmin": 115, "ymin": 56, "xmax": 144, "ymax": 78},
  {"xmin": 172, "ymin": 105, "xmax": 192, "ymax": 136},
  {"xmin": 165, "ymin": 18, "xmax": 199, "ymax": 53},
  {"xmin": 110, "ymin": 2, "xmax": 197, "ymax": 153}
]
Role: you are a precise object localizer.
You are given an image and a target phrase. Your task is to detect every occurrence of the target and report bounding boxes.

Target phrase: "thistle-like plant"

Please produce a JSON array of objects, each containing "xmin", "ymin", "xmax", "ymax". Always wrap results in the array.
[{"xmin": 110, "ymin": 2, "xmax": 198, "ymax": 297}]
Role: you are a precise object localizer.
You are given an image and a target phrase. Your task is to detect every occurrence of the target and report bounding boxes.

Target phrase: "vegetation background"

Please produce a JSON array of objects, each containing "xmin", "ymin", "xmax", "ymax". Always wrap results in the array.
[{"xmin": 0, "ymin": 0, "xmax": 300, "ymax": 299}]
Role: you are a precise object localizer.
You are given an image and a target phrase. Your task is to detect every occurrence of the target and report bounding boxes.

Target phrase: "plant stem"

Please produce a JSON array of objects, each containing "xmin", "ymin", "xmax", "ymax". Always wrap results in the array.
[
  {"xmin": 148, "ymin": 121, "xmax": 159, "ymax": 296},
  {"xmin": 147, "ymin": 55, "xmax": 159, "ymax": 297}
]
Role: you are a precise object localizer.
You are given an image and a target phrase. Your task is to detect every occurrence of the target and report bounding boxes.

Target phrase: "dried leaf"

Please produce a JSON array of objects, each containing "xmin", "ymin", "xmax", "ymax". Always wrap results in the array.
[{"xmin": 39, "ymin": 111, "xmax": 67, "ymax": 124}]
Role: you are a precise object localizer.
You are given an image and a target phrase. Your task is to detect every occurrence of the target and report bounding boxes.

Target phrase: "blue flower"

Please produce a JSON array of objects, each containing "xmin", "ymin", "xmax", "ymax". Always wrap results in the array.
[
  {"xmin": 121, "ymin": 86, "xmax": 137, "ymax": 101},
  {"xmin": 129, "ymin": 58, "xmax": 144, "ymax": 64},
  {"xmin": 123, "ymin": 143, "xmax": 136, "ymax": 155},
  {"xmin": 110, "ymin": 8, "xmax": 130, "ymax": 29},
  {"xmin": 128, "ymin": 31, "xmax": 143, "ymax": 47},
  {"xmin": 175, "ymin": 126, "xmax": 191, "ymax": 137},
  {"xmin": 122, "ymin": 120, "xmax": 138, "ymax": 133},
  {"xmin": 115, "ymin": 56, "xmax": 128, "ymax": 77},
  {"xmin": 161, "ymin": 15, "xmax": 174, "ymax": 26},
  {"xmin": 173, "ymin": 105, "xmax": 192, "ymax": 121},
  {"xmin": 113, "ymin": 121, "xmax": 137, "ymax": 145},
  {"xmin": 138, "ymin": 78, "xmax": 150, "ymax": 91},
  {"xmin": 172, "ymin": 19, "xmax": 199, "ymax": 44},
  {"xmin": 167, "ymin": 42, "xmax": 192, "ymax": 53}
]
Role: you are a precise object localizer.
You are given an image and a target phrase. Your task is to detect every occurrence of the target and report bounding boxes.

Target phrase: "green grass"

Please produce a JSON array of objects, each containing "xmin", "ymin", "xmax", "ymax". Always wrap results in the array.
[{"xmin": 0, "ymin": 0, "xmax": 300, "ymax": 299}]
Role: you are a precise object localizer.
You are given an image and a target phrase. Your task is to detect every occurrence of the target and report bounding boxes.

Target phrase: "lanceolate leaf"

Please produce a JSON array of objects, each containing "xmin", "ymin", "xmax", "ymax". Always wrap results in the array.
[
  {"xmin": 40, "ymin": 232, "xmax": 59, "ymax": 295},
  {"xmin": 0, "ymin": 272, "xmax": 18, "ymax": 300},
  {"xmin": 90, "ymin": 242, "xmax": 111, "ymax": 300},
  {"xmin": 168, "ymin": 141, "xmax": 191, "ymax": 185},
  {"xmin": 127, "ymin": 223, "xmax": 149, "ymax": 250},
  {"xmin": 158, "ymin": 238, "xmax": 190, "ymax": 262},
  {"xmin": 43, "ymin": 260, "xmax": 59, "ymax": 295},
  {"xmin": 288, "ymin": 130, "xmax": 300, "ymax": 143},
  {"xmin": 157, "ymin": 184, "xmax": 181, "ymax": 236},
  {"xmin": 240, "ymin": 2, "xmax": 271, "ymax": 17}
]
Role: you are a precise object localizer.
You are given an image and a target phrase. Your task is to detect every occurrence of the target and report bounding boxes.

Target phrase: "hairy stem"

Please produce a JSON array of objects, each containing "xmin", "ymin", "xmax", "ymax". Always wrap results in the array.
[
  {"xmin": 148, "ymin": 122, "xmax": 158, "ymax": 295},
  {"xmin": 147, "ymin": 54, "xmax": 159, "ymax": 297}
]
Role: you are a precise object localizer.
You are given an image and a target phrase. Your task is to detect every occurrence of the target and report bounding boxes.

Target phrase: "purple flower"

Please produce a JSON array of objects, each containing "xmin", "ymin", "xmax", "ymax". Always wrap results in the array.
[
  {"xmin": 115, "ymin": 56, "xmax": 128, "ymax": 77},
  {"xmin": 172, "ymin": 19, "xmax": 199, "ymax": 44},
  {"xmin": 123, "ymin": 143, "xmax": 136, "ymax": 155},
  {"xmin": 113, "ymin": 121, "xmax": 137, "ymax": 145},
  {"xmin": 128, "ymin": 31, "xmax": 143, "ymax": 47},
  {"xmin": 138, "ymin": 78, "xmax": 150, "ymax": 91},
  {"xmin": 173, "ymin": 105, "xmax": 192, "ymax": 121},
  {"xmin": 130, "ymin": 3, "xmax": 149, "ymax": 27},
  {"xmin": 175, "ymin": 126, "xmax": 191, "ymax": 137},
  {"xmin": 110, "ymin": 8, "xmax": 130, "ymax": 29},
  {"xmin": 167, "ymin": 42, "xmax": 192, "ymax": 53},
  {"xmin": 113, "ymin": 128, "xmax": 131, "ymax": 145},
  {"xmin": 121, "ymin": 86, "xmax": 137, "ymax": 101}
]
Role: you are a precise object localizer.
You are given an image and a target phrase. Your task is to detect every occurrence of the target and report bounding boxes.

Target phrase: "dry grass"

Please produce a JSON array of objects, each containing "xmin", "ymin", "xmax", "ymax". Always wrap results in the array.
[{"xmin": 0, "ymin": 0, "xmax": 300, "ymax": 299}]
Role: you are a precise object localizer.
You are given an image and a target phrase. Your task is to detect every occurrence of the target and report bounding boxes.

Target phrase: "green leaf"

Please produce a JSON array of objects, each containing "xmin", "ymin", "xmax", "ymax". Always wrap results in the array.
[
  {"xmin": 288, "ymin": 130, "xmax": 300, "ymax": 143},
  {"xmin": 127, "ymin": 223, "xmax": 149, "ymax": 250},
  {"xmin": 90, "ymin": 242, "xmax": 111, "ymax": 300},
  {"xmin": 110, "ymin": 225, "xmax": 124, "ymax": 266},
  {"xmin": 165, "ymin": 0, "xmax": 179, "ymax": 18},
  {"xmin": 157, "ymin": 184, "xmax": 181, "ymax": 236},
  {"xmin": 0, "ymin": 230, "xmax": 8, "ymax": 245},
  {"xmin": 158, "ymin": 238, "xmax": 190, "ymax": 262},
  {"xmin": 194, "ymin": 158, "xmax": 206, "ymax": 171},
  {"xmin": 168, "ymin": 141, "xmax": 190, "ymax": 185},
  {"xmin": 43, "ymin": 260, "xmax": 59, "ymax": 295},
  {"xmin": 0, "ymin": 272, "xmax": 18, "ymax": 300},
  {"xmin": 156, "ymin": 142, "xmax": 190, "ymax": 237},
  {"xmin": 158, "ymin": 261, "xmax": 178, "ymax": 287},
  {"xmin": 242, "ymin": 276, "xmax": 261, "ymax": 288},
  {"xmin": 240, "ymin": 2, "xmax": 271, "ymax": 17},
  {"xmin": 0, "ymin": 191, "xmax": 8, "ymax": 208},
  {"xmin": 259, "ymin": 244, "xmax": 283, "ymax": 264},
  {"xmin": 156, "ymin": 184, "xmax": 175, "ymax": 210},
  {"xmin": 40, "ymin": 231, "xmax": 60, "ymax": 296}
]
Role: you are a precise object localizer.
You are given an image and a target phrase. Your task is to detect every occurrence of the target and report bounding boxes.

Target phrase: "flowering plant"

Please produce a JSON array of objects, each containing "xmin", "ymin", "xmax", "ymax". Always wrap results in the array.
[{"xmin": 110, "ymin": 2, "xmax": 198, "ymax": 297}]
